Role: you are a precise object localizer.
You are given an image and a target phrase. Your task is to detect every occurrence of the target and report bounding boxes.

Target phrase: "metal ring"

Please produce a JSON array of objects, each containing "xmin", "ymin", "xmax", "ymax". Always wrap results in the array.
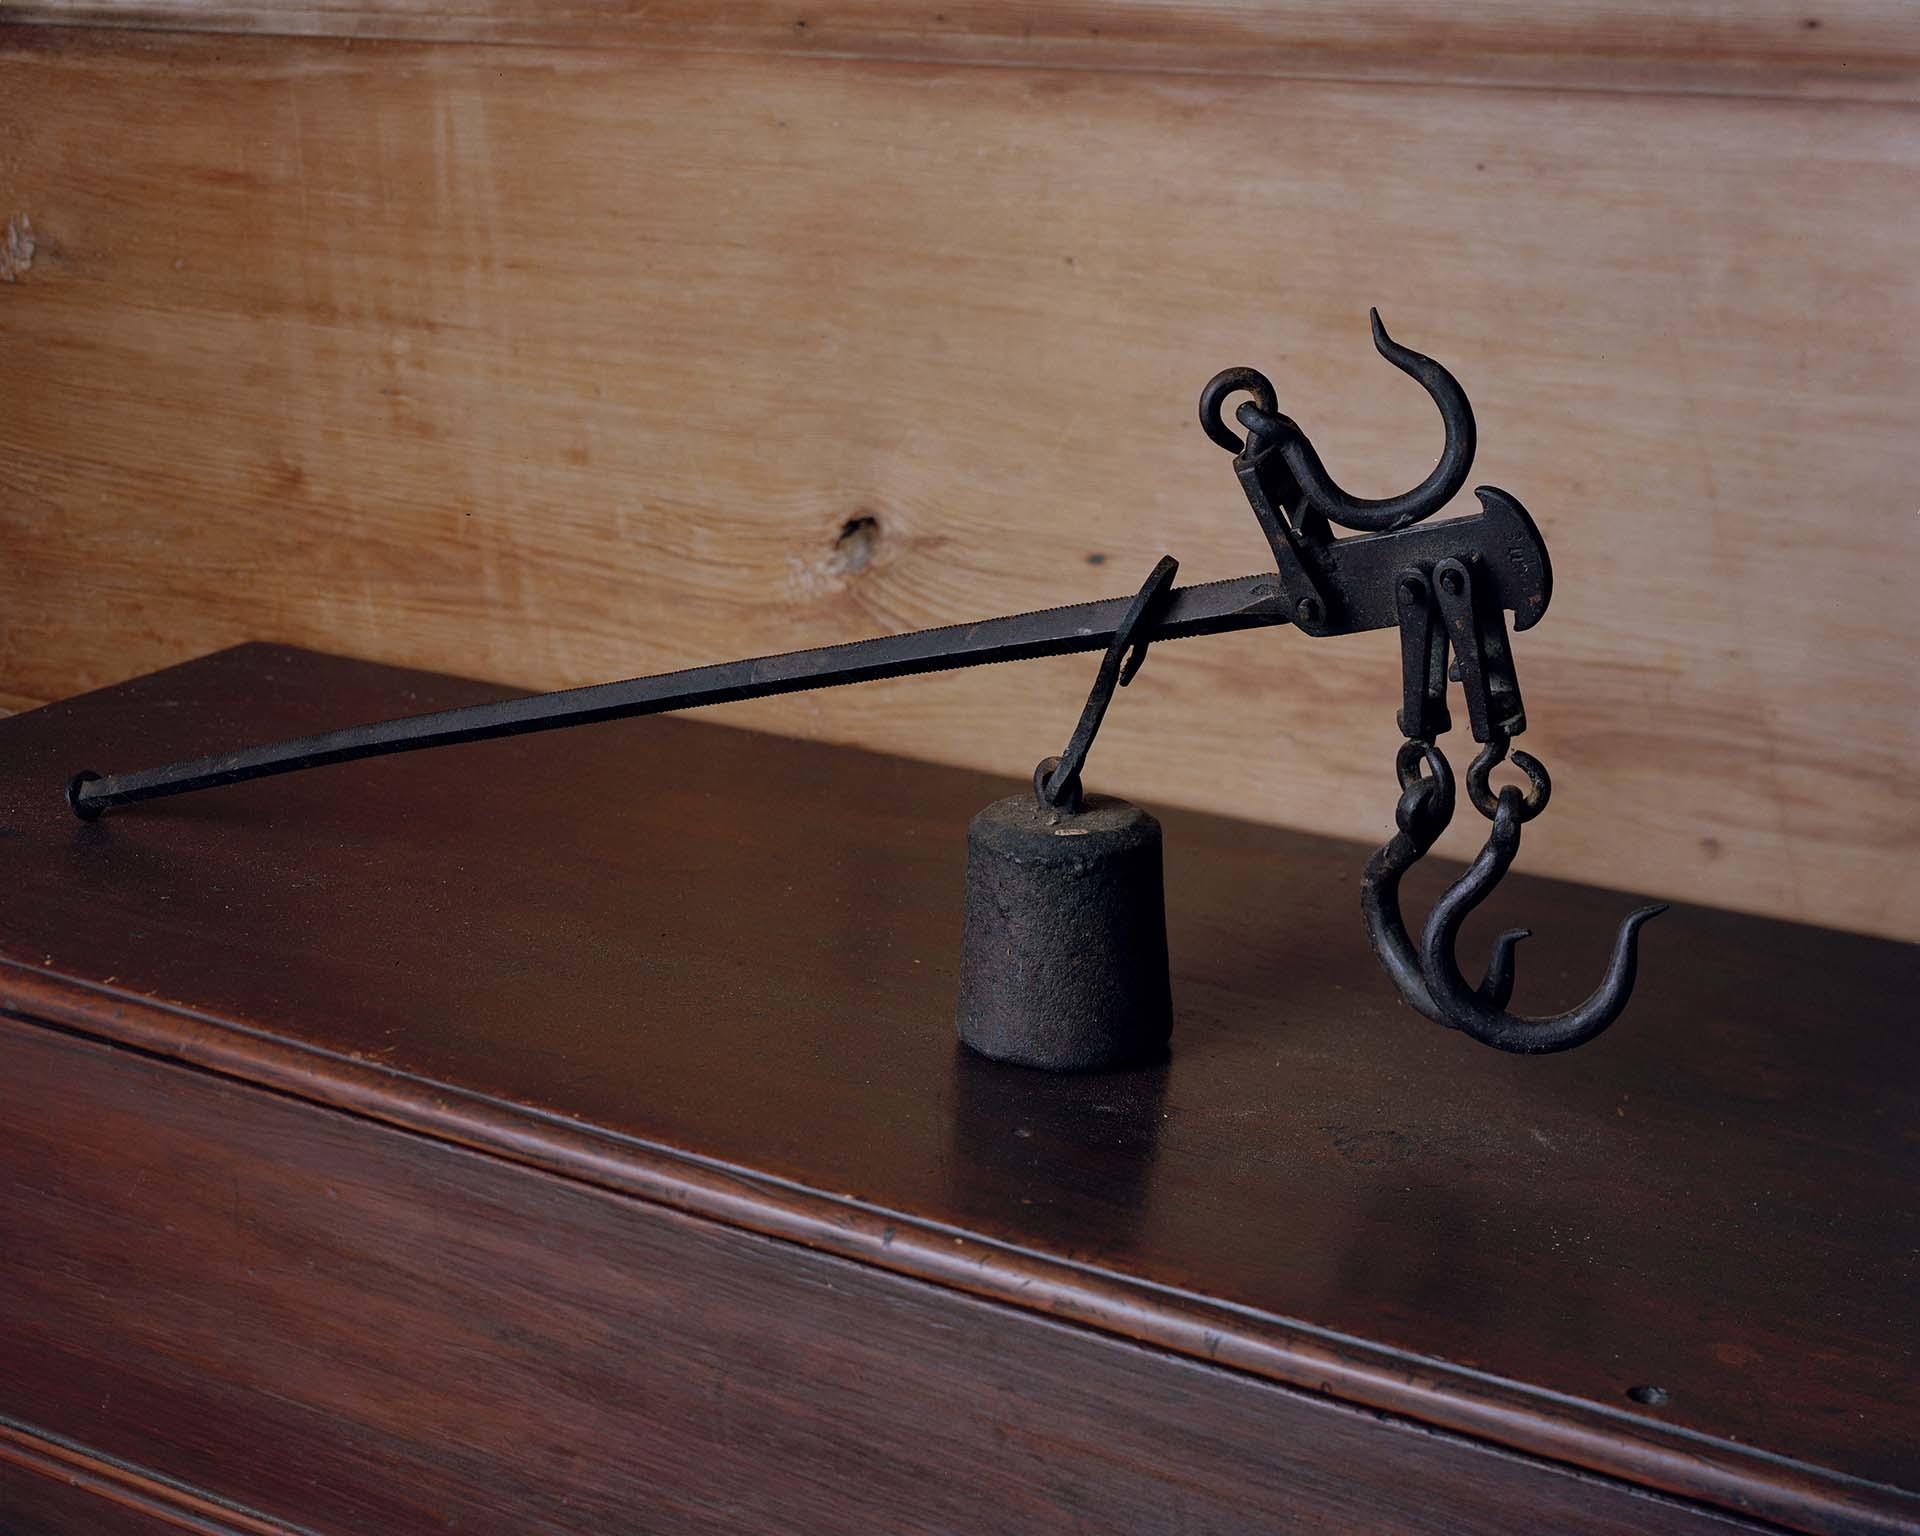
[
  {"xmin": 1396, "ymin": 739, "xmax": 1445, "ymax": 793},
  {"xmin": 1034, "ymin": 755, "xmax": 1079, "ymax": 813},
  {"xmin": 1198, "ymin": 367, "xmax": 1278, "ymax": 456},
  {"xmin": 1467, "ymin": 738, "xmax": 1550, "ymax": 823},
  {"xmin": 1393, "ymin": 740, "xmax": 1455, "ymax": 839}
]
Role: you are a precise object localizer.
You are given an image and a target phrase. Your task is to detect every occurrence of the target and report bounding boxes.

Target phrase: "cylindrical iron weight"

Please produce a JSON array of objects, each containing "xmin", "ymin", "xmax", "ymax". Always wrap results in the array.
[{"xmin": 955, "ymin": 793, "xmax": 1173, "ymax": 1072}]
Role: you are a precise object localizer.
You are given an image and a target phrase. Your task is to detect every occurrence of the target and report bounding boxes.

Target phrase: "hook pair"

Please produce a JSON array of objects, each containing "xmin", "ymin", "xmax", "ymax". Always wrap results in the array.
[{"xmin": 1362, "ymin": 743, "xmax": 1665, "ymax": 1054}]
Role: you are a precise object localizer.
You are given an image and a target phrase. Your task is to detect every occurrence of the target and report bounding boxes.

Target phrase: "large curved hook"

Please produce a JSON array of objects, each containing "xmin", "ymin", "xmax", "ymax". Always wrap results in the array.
[
  {"xmin": 1363, "ymin": 749, "xmax": 1665, "ymax": 1051},
  {"xmin": 1202, "ymin": 310, "xmax": 1477, "ymax": 534},
  {"xmin": 1361, "ymin": 744, "xmax": 1527, "ymax": 1026},
  {"xmin": 1419, "ymin": 786, "xmax": 1667, "ymax": 1054}
]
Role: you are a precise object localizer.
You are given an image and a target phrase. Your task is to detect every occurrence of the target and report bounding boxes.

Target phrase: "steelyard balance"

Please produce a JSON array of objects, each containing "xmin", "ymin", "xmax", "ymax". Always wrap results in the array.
[{"xmin": 66, "ymin": 313, "xmax": 1664, "ymax": 1070}]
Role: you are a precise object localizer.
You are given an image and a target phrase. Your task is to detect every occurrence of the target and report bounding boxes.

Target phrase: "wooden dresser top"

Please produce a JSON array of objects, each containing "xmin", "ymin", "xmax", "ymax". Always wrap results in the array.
[{"xmin": 1, "ymin": 643, "xmax": 1913, "ymax": 1534}]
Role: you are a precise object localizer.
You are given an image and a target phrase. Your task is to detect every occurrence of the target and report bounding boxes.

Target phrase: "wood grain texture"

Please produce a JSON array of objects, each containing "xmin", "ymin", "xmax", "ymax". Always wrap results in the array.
[
  {"xmin": 0, "ymin": 644, "xmax": 1916, "ymax": 1533},
  {"xmin": 0, "ymin": 1424, "xmax": 295, "ymax": 1535},
  {"xmin": 0, "ymin": 1015, "xmax": 1787, "ymax": 1536},
  {"xmin": 0, "ymin": 26, "xmax": 1916, "ymax": 941},
  {"xmin": 0, "ymin": 0, "xmax": 1913, "ymax": 101}
]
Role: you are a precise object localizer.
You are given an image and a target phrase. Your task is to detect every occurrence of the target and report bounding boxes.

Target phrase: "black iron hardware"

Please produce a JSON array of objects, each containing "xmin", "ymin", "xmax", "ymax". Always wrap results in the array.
[
  {"xmin": 961, "ymin": 556, "xmax": 1183, "ymax": 1072},
  {"xmin": 67, "ymin": 313, "xmax": 1661, "ymax": 1056},
  {"xmin": 1034, "ymin": 555, "xmax": 1179, "ymax": 816}
]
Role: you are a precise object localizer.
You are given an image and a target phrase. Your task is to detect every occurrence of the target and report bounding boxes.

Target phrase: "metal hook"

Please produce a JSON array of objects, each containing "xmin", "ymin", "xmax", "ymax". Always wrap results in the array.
[
  {"xmin": 1363, "ymin": 748, "xmax": 1664, "ymax": 1050},
  {"xmin": 1419, "ymin": 786, "xmax": 1667, "ymax": 1054},
  {"xmin": 1035, "ymin": 555, "xmax": 1180, "ymax": 815},
  {"xmin": 1197, "ymin": 368, "xmax": 1277, "ymax": 456},
  {"xmin": 1361, "ymin": 743, "xmax": 1526, "ymax": 1026},
  {"xmin": 1199, "ymin": 310, "xmax": 1476, "ymax": 534}
]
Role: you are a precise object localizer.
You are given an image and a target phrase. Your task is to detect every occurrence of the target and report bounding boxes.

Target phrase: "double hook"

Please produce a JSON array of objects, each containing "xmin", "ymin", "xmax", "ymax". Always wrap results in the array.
[
  {"xmin": 1363, "ymin": 742, "xmax": 1666, "ymax": 1054},
  {"xmin": 1202, "ymin": 308, "xmax": 1666, "ymax": 1051}
]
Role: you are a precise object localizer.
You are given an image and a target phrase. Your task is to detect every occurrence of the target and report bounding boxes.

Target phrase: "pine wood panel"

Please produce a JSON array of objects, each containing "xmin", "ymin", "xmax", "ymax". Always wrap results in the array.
[
  {"xmin": 2, "ymin": 0, "xmax": 1914, "ymax": 101},
  {"xmin": 0, "ymin": 25, "xmax": 1915, "ymax": 939}
]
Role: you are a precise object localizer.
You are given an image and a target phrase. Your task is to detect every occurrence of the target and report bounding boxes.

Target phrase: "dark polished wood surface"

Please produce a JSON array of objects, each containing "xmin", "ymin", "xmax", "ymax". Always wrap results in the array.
[
  {"xmin": 0, "ymin": 1421, "xmax": 286, "ymax": 1535},
  {"xmin": 2, "ymin": 1015, "xmax": 1762, "ymax": 1536},
  {"xmin": 0, "ymin": 1460, "xmax": 191, "ymax": 1536},
  {"xmin": 1, "ymin": 644, "xmax": 1915, "ymax": 1533}
]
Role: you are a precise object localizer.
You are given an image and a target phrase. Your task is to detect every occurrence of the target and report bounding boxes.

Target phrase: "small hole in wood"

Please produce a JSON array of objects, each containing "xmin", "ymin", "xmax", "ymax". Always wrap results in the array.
[{"xmin": 833, "ymin": 515, "xmax": 881, "ymax": 575}]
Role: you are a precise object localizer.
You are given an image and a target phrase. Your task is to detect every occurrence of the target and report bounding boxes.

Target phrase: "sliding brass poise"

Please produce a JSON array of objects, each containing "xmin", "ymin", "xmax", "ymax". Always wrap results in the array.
[{"xmin": 67, "ymin": 312, "xmax": 1663, "ymax": 1067}]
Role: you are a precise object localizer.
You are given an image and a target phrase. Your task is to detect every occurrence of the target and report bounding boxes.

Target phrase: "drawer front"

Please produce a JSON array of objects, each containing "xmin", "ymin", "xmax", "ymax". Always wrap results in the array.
[{"xmin": 0, "ymin": 1016, "xmax": 1755, "ymax": 1535}]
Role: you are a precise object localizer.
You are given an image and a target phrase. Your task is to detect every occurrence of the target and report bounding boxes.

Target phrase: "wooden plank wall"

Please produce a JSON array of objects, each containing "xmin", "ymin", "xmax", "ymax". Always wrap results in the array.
[{"xmin": 0, "ymin": 3, "xmax": 1915, "ymax": 942}]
